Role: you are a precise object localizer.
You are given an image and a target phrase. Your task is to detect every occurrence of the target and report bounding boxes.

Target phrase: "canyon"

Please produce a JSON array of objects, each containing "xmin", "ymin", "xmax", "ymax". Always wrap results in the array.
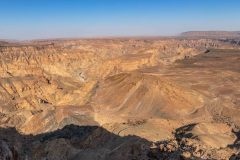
[{"xmin": 0, "ymin": 38, "xmax": 240, "ymax": 159}]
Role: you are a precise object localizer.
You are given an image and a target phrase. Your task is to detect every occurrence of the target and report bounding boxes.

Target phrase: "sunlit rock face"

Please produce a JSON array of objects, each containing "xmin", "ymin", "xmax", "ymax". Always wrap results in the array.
[{"xmin": 0, "ymin": 38, "xmax": 240, "ymax": 159}]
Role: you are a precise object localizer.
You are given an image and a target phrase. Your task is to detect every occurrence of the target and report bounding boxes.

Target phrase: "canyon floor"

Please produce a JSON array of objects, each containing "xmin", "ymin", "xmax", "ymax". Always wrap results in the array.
[{"xmin": 0, "ymin": 38, "xmax": 240, "ymax": 159}]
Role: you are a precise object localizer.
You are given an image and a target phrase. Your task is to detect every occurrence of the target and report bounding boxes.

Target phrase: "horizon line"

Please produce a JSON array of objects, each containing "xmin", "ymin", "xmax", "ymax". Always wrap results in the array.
[{"xmin": 1, "ymin": 30, "xmax": 240, "ymax": 42}]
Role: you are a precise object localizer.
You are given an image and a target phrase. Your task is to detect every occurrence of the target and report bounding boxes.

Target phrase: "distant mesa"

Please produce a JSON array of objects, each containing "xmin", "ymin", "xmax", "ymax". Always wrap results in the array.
[{"xmin": 180, "ymin": 31, "xmax": 240, "ymax": 38}]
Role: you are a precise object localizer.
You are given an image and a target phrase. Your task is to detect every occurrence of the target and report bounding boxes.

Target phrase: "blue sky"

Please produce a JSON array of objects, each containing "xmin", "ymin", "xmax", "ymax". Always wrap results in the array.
[{"xmin": 0, "ymin": 0, "xmax": 240, "ymax": 40}]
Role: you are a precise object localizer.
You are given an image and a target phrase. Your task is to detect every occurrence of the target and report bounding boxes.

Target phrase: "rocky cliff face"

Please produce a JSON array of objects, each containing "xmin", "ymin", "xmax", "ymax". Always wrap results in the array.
[{"xmin": 0, "ymin": 38, "xmax": 240, "ymax": 159}]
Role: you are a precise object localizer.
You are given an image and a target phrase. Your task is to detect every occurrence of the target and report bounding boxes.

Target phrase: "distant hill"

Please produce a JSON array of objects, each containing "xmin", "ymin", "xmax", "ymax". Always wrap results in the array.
[
  {"xmin": 181, "ymin": 31, "xmax": 240, "ymax": 38},
  {"xmin": 0, "ymin": 40, "xmax": 10, "ymax": 45}
]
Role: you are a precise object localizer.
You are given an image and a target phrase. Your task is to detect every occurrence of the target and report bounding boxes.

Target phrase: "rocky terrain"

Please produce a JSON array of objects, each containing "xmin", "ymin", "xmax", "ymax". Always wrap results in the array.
[{"xmin": 0, "ymin": 38, "xmax": 240, "ymax": 159}]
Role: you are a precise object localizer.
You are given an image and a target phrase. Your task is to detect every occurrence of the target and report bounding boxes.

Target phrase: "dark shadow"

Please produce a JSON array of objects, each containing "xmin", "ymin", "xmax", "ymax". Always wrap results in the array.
[
  {"xmin": 0, "ymin": 124, "xmax": 155, "ymax": 160},
  {"xmin": 175, "ymin": 123, "xmax": 197, "ymax": 140},
  {"xmin": 148, "ymin": 123, "xmax": 202, "ymax": 160},
  {"xmin": 234, "ymin": 130, "xmax": 240, "ymax": 144},
  {"xmin": 1, "ymin": 123, "xmax": 229, "ymax": 160},
  {"xmin": 229, "ymin": 129, "xmax": 240, "ymax": 150}
]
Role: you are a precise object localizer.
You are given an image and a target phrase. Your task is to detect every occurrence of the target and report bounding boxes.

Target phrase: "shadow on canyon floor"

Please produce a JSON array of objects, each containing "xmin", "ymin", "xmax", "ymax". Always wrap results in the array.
[
  {"xmin": 0, "ymin": 123, "xmax": 213, "ymax": 160},
  {"xmin": 0, "ymin": 124, "xmax": 155, "ymax": 160},
  {"xmin": 1, "ymin": 124, "xmax": 240, "ymax": 159}
]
